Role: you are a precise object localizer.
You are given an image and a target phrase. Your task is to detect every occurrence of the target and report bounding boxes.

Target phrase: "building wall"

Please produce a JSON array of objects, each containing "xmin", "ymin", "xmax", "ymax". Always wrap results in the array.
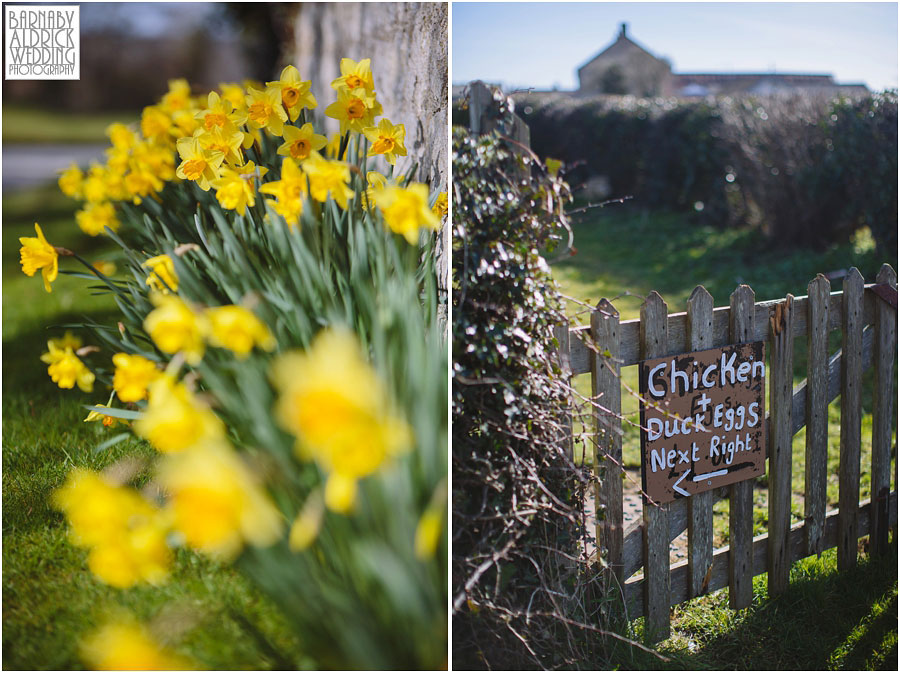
[{"xmin": 578, "ymin": 39, "xmax": 672, "ymax": 97}]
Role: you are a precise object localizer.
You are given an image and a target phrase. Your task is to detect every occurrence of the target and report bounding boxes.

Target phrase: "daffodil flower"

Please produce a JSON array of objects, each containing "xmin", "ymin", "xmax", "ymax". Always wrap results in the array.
[
  {"xmin": 112, "ymin": 352, "xmax": 160, "ymax": 403},
  {"xmin": 259, "ymin": 158, "xmax": 307, "ymax": 227},
  {"xmin": 206, "ymin": 304, "xmax": 277, "ymax": 357},
  {"xmin": 76, "ymin": 201, "xmax": 120, "ymax": 237},
  {"xmin": 376, "ymin": 183, "xmax": 441, "ymax": 244},
  {"xmin": 142, "ymin": 254, "xmax": 178, "ymax": 294},
  {"xmin": 245, "ymin": 85, "xmax": 288, "ymax": 137},
  {"xmin": 301, "ymin": 151, "xmax": 354, "ymax": 210},
  {"xmin": 175, "ymin": 136, "xmax": 225, "ymax": 192},
  {"xmin": 277, "ymin": 123, "xmax": 327, "ymax": 161},
  {"xmin": 19, "ymin": 223, "xmax": 59, "ymax": 292},
  {"xmin": 363, "ymin": 118, "xmax": 407, "ymax": 165},
  {"xmin": 330, "ymin": 57, "xmax": 376, "ymax": 95},
  {"xmin": 266, "ymin": 65, "xmax": 318, "ymax": 122},
  {"xmin": 325, "ymin": 86, "xmax": 382, "ymax": 135},
  {"xmin": 40, "ymin": 341, "xmax": 95, "ymax": 392},
  {"xmin": 143, "ymin": 293, "xmax": 208, "ymax": 365}
]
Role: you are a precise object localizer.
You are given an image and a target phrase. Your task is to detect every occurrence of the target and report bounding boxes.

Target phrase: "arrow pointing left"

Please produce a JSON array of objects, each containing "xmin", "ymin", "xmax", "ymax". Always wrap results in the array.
[{"xmin": 673, "ymin": 468, "xmax": 691, "ymax": 497}]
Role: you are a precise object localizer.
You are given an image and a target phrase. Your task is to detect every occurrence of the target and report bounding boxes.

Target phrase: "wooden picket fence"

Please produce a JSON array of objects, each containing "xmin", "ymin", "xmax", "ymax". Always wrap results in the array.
[{"xmin": 559, "ymin": 265, "xmax": 898, "ymax": 642}]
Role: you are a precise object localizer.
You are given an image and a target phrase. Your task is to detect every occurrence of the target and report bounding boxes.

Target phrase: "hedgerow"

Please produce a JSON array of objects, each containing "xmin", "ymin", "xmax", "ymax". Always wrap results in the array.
[
  {"xmin": 516, "ymin": 91, "xmax": 897, "ymax": 255},
  {"xmin": 452, "ymin": 112, "xmax": 608, "ymax": 668}
]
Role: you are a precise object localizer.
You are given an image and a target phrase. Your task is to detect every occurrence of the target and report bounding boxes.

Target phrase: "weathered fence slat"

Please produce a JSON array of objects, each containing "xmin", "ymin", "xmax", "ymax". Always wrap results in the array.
[
  {"xmin": 623, "ymin": 493, "xmax": 898, "ymax": 618},
  {"xmin": 640, "ymin": 291, "xmax": 670, "ymax": 642},
  {"xmin": 566, "ymin": 289, "xmax": 878, "ymax": 375},
  {"xmin": 686, "ymin": 287, "xmax": 714, "ymax": 599},
  {"xmin": 805, "ymin": 275, "xmax": 830, "ymax": 556},
  {"xmin": 870, "ymin": 264, "xmax": 897, "ymax": 557},
  {"xmin": 592, "ymin": 299, "xmax": 624, "ymax": 584},
  {"xmin": 838, "ymin": 268, "xmax": 865, "ymax": 571},
  {"xmin": 767, "ymin": 294, "xmax": 794, "ymax": 596},
  {"xmin": 729, "ymin": 285, "xmax": 756, "ymax": 608}
]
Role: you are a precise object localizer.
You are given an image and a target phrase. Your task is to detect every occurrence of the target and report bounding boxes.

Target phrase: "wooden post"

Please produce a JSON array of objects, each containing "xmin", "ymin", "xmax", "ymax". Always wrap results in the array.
[
  {"xmin": 768, "ymin": 294, "xmax": 794, "ymax": 596},
  {"xmin": 729, "ymin": 285, "xmax": 756, "ymax": 608},
  {"xmin": 686, "ymin": 286, "xmax": 714, "ymax": 598},
  {"xmin": 838, "ymin": 268, "xmax": 865, "ymax": 571},
  {"xmin": 805, "ymin": 274, "xmax": 830, "ymax": 556},
  {"xmin": 870, "ymin": 264, "xmax": 897, "ymax": 557},
  {"xmin": 592, "ymin": 299, "xmax": 624, "ymax": 586},
  {"xmin": 640, "ymin": 291, "xmax": 670, "ymax": 642},
  {"xmin": 554, "ymin": 322, "xmax": 574, "ymax": 462}
]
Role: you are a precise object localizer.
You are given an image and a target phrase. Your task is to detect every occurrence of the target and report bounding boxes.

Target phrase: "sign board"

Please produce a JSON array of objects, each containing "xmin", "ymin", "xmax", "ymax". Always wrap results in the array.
[{"xmin": 638, "ymin": 342, "xmax": 766, "ymax": 504}]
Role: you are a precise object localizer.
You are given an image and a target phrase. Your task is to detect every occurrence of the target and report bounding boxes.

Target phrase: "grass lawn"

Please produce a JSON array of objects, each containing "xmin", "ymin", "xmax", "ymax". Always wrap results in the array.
[
  {"xmin": 2, "ymin": 184, "xmax": 308, "ymax": 669},
  {"xmin": 2, "ymin": 104, "xmax": 138, "ymax": 144},
  {"xmin": 551, "ymin": 205, "xmax": 897, "ymax": 668}
]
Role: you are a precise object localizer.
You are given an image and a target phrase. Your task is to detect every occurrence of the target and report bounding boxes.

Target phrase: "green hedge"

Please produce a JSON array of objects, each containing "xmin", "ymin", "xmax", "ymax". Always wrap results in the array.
[{"xmin": 515, "ymin": 91, "xmax": 897, "ymax": 255}]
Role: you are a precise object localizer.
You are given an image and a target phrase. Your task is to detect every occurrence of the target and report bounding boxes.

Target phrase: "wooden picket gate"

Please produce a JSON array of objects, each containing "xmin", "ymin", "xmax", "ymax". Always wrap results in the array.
[{"xmin": 559, "ymin": 265, "xmax": 898, "ymax": 642}]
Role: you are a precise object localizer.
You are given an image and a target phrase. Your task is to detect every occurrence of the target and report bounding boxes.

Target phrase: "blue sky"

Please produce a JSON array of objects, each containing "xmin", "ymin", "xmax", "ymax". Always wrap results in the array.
[{"xmin": 452, "ymin": 2, "xmax": 899, "ymax": 92}]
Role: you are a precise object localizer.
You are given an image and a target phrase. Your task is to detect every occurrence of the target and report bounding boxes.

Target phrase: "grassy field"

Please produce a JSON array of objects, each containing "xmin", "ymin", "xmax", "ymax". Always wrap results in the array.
[
  {"xmin": 552, "ymin": 204, "xmax": 897, "ymax": 669},
  {"xmin": 2, "ymin": 104, "xmax": 138, "ymax": 144},
  {"xmin": 2, "ymin": 184, "xmax": 308, "ymax": 669}
]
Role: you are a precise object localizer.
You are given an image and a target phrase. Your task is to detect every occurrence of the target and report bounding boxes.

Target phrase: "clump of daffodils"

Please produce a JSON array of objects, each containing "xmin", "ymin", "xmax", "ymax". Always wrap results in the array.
[{"xmin": 30, "ymin": 57, "xmax": 447, "ymax": 670}]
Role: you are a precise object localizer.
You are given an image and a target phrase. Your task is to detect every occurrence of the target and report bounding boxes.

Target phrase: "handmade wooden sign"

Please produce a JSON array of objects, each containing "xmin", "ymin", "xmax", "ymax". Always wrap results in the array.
[{"xmin": 638, "ymin": 342, "xmax": 766, "ymax": 504}]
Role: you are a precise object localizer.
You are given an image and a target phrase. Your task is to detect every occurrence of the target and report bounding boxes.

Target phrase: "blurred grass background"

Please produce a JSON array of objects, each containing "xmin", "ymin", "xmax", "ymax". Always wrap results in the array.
[
  {"xmin": 551, "ymin": 203, "xmax": 896, "ymax": 668},
  {"xmin": 2, "ymin": 180, "xmax": 309, "ymax": 669}
]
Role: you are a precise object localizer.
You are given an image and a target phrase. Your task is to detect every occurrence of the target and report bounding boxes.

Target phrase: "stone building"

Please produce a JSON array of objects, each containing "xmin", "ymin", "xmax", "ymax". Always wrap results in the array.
[{"xmin": 577, "ymin": 23, "xmax": 868, "ymax": 98}]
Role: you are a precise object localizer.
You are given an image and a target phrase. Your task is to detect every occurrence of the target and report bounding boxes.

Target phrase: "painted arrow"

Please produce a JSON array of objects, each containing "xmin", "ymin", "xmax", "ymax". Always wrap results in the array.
[{"xmin": 673, "ymin": 468, "xmax": 691, "ymax": 497}]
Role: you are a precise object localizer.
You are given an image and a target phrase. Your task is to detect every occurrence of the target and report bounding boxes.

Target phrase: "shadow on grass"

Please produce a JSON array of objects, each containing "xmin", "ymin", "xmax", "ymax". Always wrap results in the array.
[{"xmin": 641, "ymin": 544, "xmax": 898, "ymax": 670}]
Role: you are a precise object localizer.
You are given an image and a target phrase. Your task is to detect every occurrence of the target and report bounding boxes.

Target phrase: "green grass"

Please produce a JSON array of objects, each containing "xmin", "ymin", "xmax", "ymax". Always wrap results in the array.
[
  {"xmin": 2, "ymin": 104, "xmax": 137, "ymax": 144},
  {"xmin": 2, "ymin": 185, "xmax": 307, "ymax": 669},
  {"xmin": 552, "ymin": 205, "xmax": 897, "ymax": 669}
]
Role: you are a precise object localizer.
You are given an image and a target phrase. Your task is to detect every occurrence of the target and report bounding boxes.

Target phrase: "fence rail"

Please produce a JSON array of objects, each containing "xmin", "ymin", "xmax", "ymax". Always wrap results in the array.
[{"xmin": 570, "ymin": 265, "xmax": 897, "ymax": 643}]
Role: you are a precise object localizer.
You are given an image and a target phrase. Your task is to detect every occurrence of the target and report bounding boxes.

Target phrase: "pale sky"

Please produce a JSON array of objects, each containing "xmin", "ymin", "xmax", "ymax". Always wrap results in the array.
[{"xmin": 452, "ymin": 2, "xmax": 899, "ymax": 92}]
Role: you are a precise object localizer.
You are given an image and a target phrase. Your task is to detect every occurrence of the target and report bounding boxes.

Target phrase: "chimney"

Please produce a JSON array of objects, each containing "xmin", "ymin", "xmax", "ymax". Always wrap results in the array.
[{"xmin": 619, "ymin": 22, "xmax": 628, "ymax": 39}]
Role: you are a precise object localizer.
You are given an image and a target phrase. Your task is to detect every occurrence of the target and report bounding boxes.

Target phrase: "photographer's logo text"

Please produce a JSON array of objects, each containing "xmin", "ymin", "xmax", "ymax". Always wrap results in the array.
[{"xmin": 5, "ymin": 5, "xmax": 80, "ymax": 79}]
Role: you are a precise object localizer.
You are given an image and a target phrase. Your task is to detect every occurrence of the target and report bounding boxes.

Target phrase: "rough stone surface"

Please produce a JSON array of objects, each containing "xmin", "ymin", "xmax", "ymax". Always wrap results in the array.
[
  {"xmin": 287, "ymin": 2, "xmax": 448, "ymax": 191},
  {"xmin": 287, "ymin": 2, "xmax": 448, "ymax": 319}
]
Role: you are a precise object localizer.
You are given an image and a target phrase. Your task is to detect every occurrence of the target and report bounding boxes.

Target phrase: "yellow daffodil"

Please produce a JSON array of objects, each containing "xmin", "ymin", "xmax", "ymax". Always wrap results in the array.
[
  {"xmin": 432, "ymin": 191, "xmax": 449, "ymax": 219},
  {"xmin": 196, "ymin": 125, "xmax": 245, "ymax": 167},
  {"xmin": 40, "ymin": 341, "xmax": 95, "ymax": 392},
  {"xmin": 58, "ymin": 163, "xmax": 84, "ymax": 199},
  {"xmin": 82, "ymin": 163, "xmax": 113, "ymax": 203},
  {"xmin": 271, "ymin": 328, "xmax": 412, "ymax": 513},
  {"xmin": 143, "ymin": 293, "xmax": 208, "ymax": 365},
  {"xmin": 49, "ymin": 331, "xmax": 82, "ymax": 351},
  {"xmin": 288, "ymin": 489, "xmax": 324, "ymax": 551},
  {"xmin": 80, "ymin": 620, "xmax": 191, "ymax": 671},
  {"xmin": 267, "ymin": 65, "xmax": 317, "ymax": 122},
  {"xmin": 210, "ymin": 161, "xmax": 262, "ymax": 216},
  {"xmin": 377, "ymin": 183, "xmax": 441, "ymax": 244},
  {"xmin": 133, "ymin": 375, "xmax": 225, "ymax": 453},
  {"xmin": 175, "ymin": 136, "xmax": 225, "ymax": 192},
  {"xmin": 206, "ymin": 305, "xmax": 276, "ymax": 357},
  {"xmin": 259, "ymin": 158, "xmax": 307, "ymax": 227},
  {"xmin": 331, "ymin": 57, "xmax": 375, "ymax": 95},
  {"xmin": 195, "ymin": 90, "xmax": 247, "ymax": 132},
  {"xmin": 302, "ymin": 151, "xmax": 354, "ymax": 210},
  {"xmin": 106, "ymin": 122, "xmax": 137, "ymax": 150},
  {"xmin": 277, "ymin": 122, "xmax": 327, "ymax": 161},
  {"xmin": 414, "ymin": 506, "xmax": 444, "ymax": 560},
  {"xmin": 325, "ymin": 86, "xmax": 382, "ymax": 135},
  {"xmin": 363, "ymin": 118, "xmax": 407, "ymax": 165},
  {"xmin": 142, "ymin": 254, "xmax": 178, "ymax": 294},
  {"xmin": 325, "ymin": 132, "xmax": 342, "ymax": 159},
  {"xmin": 123, "ymin": 164, "xmax": 164, "ymax": 204},
  {"xmin": 140, "ymin": 105, "xmax": 175, "ymax": 146},
  {"xmin": 76, "ymin": 201, "xmax": 120, "ymax": 237},
  {"xmin": 157, "ymin": 439, "xmax": 284, "ymax": 560},
  {"xmin": 132, "ymin": 141, "xmax": 176, "ymax": 182},
  {"xmin": 19, "ymin": 223, "xmax": 59, "ymax": 292},
  {"xmin": 112, "ymin": 352, "xmax": 160, "ymax": 402},
  {"xmin": 218, "ymin": 82, "xmax": 247, "ymax": 111},
  {"xmin": 52, "ymin": 468, "xmax": 172, "ymax": 588},
  {"xmin": 92, "ymin": 260, "xmax": 117, "ymax": 276},
  {"xmin": 84, "ymin": 404, "xmax": 127, "ymax": 428},
  {"xmin": 160, "ymin": 78, "xmax": 191, "ymax": 113},
  {"xmin": 245, "ymin": 85, "xmax": 288, "ymax": 137}
]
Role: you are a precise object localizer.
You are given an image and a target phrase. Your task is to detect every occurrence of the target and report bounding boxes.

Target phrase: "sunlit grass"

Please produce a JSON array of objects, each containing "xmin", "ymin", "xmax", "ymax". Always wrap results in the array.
[{"xmin": 2, "ymin": 104, "xmax": 138, "ymax": 144}]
